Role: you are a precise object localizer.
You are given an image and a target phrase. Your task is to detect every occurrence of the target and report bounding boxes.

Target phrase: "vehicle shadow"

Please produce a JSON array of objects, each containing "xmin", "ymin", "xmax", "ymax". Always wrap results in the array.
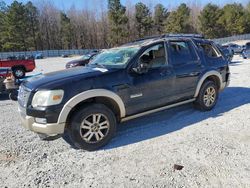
[
  {"xmin": 104, "ymin": 87, "xmax": 250, "ymax": 150},
  {"xmin": 230, "ymin": 60, "xmax": 245, "ymax": 66}
]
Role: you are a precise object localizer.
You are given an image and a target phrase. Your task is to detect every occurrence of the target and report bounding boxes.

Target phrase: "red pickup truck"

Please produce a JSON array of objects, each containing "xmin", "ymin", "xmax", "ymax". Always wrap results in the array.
[{"xmin": 0, "ymin": 59, "xmax": 36, "ymax": 78}]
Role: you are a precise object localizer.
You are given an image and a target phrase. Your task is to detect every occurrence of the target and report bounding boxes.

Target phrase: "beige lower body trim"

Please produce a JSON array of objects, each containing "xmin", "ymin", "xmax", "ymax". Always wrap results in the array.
[
  {"xmin": 194, "ymin": 71, "xmax": 223, "ymax": 98},
  {"xmin": 20, "ymin": 114, "xmax": 65, "ymax": 135},
  {"xmin": 57, "ymin": 89, "xmax": 126, "ymax": 124},
  {"xmin": 121, "ymin": 98, "xmax": 196, "ymax": 122}
]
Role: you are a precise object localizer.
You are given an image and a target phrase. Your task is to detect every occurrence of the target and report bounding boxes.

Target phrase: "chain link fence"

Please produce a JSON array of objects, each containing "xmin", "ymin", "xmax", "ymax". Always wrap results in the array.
[
  {"xmin": 1, "ymin": 34, "xmax": 250, "ymax": 59},
  {"xmin": 0, "ymin": 49, "xmax": 96, "ymax": 60},
  {"xmin": 212, "ymin": 33, "xmax": 250, "ymax": 44}
]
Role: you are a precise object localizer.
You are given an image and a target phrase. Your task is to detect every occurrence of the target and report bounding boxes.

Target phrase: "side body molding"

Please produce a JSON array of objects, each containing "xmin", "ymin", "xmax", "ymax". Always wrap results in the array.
[
  {"xmin": 194, "ymin": 70, "xmax": 223, "ymax": 98},
  {"xmin": 57, "ymin": 89, "xmax": 126, "ymax": 124}
]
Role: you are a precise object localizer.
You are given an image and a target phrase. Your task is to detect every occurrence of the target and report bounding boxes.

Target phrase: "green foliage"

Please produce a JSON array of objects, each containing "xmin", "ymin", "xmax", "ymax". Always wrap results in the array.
[
  {"xmin": 245, "ymin": 2, "xmax": 250, "ymax": 33},
  {"xmin": 198, "ymin": 4, "xmax": 224, "ymax": 38},
  {"xmin": 0, "ymin": 1, "xmax": 39, "ymax": 51},
  {"xmin": 108, "ymin": 0, "xmax": 128, "ymax": 46},
  {"xmin": 135, "ymin": 2, "xmax": 153, "ymax": 38},
  {"xmin": 164, "ymin": 3, "xmax": 193, "ymax": 34},
  {"xmin": 60, "ymin": 12, "xmax": 73, "ymax": 49},
  {"xmin": 25, "ymin": 1, "xmax": 39, "ymax": 50},
  {"xmin": 218, "ymin": 3, "xmax": 247, "ymax": 36},
  {"xmin": 0, "ymin": 1, "xmax": 7, "ymax": 51},
  {"xmin": 154, "ymin": 4, "xmax": 168, "ymax": 34},
  {"xmin": 1, "ymin": 1, "xmax": 250, "ymax": 51},
  {"xmin": 1, "ymin": 1, "xmax": 29, "ymax": 51},
  {"xmin": 222, "ymin": 4, "xmax": 247, "ymax": 35}
]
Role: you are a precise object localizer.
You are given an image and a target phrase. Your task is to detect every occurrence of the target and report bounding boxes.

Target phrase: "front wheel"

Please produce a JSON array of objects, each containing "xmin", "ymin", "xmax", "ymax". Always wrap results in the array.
[
  {"xmin": 194, "ymin": 81, "xmax": 218, "ymax": 111},
  {"xmin": 66, "ymin": 104, "xmax": 117, "ymax": 151}
]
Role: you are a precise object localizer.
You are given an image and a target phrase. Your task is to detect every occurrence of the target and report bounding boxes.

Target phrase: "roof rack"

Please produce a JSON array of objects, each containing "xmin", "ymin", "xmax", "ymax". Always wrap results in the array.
[
  {"xmin": 123, "ymin": 33, "xmax": 205, "ymax": 46},
  {"xmin": 162, "ymin": 33, "xmax": 204, "ymax": 39},
  {"xmin": 132, "ymin": 35, "xmax": 161, "ymax": 43}
]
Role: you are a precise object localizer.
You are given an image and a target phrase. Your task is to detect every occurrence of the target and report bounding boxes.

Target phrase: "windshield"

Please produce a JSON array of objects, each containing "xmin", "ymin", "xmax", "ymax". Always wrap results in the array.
[
  {"xmin": 89, "ymin": 47, "xmax": 140, "ymax": 68},
  {"xmin": 80, "ymin": 55, "xmax": 92, "ymax": 60}
]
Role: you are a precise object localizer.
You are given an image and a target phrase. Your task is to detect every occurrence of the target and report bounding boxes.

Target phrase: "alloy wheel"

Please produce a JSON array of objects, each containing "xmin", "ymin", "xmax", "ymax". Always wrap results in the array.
[
  {"xmin": 15, "ymin": 69, "xmax": 24, "ymax": 77},
  {"xmin": 80, "ymin": 114, "xmax": 110, "ymax": 143},
  {"xmin": 203, "ymin": 87, "xmax": 216, "ymax": 107}
]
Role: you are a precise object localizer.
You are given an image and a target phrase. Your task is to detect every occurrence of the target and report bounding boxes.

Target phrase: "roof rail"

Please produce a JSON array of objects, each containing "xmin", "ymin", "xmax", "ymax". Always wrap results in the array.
[
  {"xmin": 132, "ymin": 35, "xmax": 161, "ymax": 42},
  {"xmin": 163, "ymin": 33, "xmax": 204, "ymax": 39}
]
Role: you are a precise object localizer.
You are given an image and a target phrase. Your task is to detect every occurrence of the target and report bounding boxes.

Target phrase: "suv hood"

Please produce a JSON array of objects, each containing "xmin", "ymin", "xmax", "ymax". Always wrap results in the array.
[{"xmin": 23, "ymin": 66, "xmax": 111, "ymax": 90}]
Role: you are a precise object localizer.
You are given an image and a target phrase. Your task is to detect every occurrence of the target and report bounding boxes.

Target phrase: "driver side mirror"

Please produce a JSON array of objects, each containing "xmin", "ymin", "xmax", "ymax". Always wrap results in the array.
[{"xmin": 133, "ymin": 62, "xmax": 149, "ymax": 74}]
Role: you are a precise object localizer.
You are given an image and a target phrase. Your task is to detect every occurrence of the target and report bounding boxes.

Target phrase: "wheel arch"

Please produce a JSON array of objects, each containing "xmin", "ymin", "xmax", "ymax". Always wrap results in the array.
[
  {"xmin": 194, "ymin": 71, "xmax": 223, "ymax": 98},
  {"xmin": 11, "ymin": 65, "xmax": 26, "ymax": 71},
  {"xmin": 57, "ymin": 89, "xmax": 126, "ymax": 125}
]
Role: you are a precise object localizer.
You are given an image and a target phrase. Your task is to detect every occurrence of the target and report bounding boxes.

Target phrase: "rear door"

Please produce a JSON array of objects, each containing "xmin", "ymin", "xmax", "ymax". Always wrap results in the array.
[{"xmin": 167, "ymin": 39, "xmax": 202, "ymax": 99}]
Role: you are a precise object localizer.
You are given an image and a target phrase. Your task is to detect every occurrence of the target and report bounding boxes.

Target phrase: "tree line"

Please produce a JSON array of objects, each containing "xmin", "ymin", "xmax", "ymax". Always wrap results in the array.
[{"xmin": 0, "ymin": 0, "xmax": 250, "ymax": 52}]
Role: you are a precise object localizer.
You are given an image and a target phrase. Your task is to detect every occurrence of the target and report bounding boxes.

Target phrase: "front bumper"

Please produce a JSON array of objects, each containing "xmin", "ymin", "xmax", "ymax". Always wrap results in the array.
[{"xmin": 18, "ymin": 106, "xmax": 65, "ymax": 136}]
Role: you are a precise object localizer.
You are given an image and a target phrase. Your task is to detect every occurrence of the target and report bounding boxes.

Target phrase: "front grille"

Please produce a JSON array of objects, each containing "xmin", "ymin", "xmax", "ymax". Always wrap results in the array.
[{"xmin": 18, "ymin": 85, "xmax": 31, "ymax": 108}]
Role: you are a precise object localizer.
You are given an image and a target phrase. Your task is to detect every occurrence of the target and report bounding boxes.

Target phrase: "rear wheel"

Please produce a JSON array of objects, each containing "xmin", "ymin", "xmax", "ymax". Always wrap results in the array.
[
  {"xmin": 65, "ymin": 103, "xmax": 117, "ymax": 151},
  {"xmin": 13, "ymin": 67, "xmax": 25, "ymax": 78},
  {"xmin": 194, "ymin": 81, "xmax": 218, "ymax": 111}
]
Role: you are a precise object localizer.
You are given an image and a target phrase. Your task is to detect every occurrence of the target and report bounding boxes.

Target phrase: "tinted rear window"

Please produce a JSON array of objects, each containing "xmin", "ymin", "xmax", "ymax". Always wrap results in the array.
[{"xmin": 169, "ymin": 41, "xmax": 198, "ymax": 65}]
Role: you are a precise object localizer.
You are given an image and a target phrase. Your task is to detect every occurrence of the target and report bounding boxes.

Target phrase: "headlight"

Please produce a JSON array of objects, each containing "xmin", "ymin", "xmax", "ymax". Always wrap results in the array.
[
  {"xmin": 71, "ymin": 63, "xmax": 79, "ymax": 67},
  {"xmin": 32, "ymin": 90, "xmax": 64, "ymax": 107}
]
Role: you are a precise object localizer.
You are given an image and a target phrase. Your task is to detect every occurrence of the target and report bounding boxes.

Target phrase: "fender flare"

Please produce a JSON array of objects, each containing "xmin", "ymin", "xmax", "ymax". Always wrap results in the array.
[
  {"xmin": 194, "ymin": 70, "xmax": 223, "ymax": 98},
  {"xmin": 57, "ymin": 89, "xmax": 126, "ymax": 124}
]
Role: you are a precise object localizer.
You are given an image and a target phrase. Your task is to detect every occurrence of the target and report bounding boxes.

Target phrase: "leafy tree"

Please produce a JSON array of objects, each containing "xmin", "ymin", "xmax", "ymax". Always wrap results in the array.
[
  {"xmin": 218, "ymin": 3, "xmax": 247, "ymax": 36},
  {"xmin": 108, "ymin": 0, "xmax": 128, "ymax": 46},
  {"xmin": 154, "ymin": 4, "xmax": 168, "ymax": 34},
  {"xmin": 0, "ymin": 1, "xmax": 7, "ymax": 51},
  {"xmin": 245, "ymin": 2, "xmax": 250, "ymax": 33},
  {"xmin": 60, "ymin": 12, "xmax": 73, "ymax": 49},
  {"xmin": 25, "ymin": 1, "xmax": 39, "ymax": 50},
  {"xmin": 135, "ymin": 2, "xmax": 153, "ymax": 38},
  {"xmin": 198, "ymin": 4, "xmax": 224, "ymax": 38},
  {"xmin": 164, "ymin": 3, "xmax": 193, "ymax": 33},
  {"xmin": 1, "ymin": 1, "xmax": 29, "ymax": 51}
]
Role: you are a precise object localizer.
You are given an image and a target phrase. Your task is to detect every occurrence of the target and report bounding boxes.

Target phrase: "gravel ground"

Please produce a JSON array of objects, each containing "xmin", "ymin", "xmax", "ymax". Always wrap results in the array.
[{"xmin": 0, "ymin": 56, "xmax": 250, "ymax": 188}]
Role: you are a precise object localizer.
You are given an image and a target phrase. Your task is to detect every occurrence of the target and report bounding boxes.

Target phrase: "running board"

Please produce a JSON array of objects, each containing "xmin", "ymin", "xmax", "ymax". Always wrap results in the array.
[{"xmin": 121, "ymin": 98, "xmax": 196, "ymax": 122}]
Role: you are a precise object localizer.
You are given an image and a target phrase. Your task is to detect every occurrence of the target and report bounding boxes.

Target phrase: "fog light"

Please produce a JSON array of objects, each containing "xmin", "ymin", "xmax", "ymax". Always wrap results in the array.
[{"xmin": 35, "ymin": 118, "xmax": 47, "ymax": 124}]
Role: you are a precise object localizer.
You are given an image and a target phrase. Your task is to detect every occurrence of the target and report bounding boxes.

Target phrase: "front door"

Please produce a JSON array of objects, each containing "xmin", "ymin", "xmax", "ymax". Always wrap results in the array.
[{"xmin": 117, "ymin": 42, "xmax": 176, "ymax": 116}]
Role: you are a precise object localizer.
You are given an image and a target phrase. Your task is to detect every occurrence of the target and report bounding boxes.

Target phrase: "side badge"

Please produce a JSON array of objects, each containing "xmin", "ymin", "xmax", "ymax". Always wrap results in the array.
[{"xmin": 130, "ymin": 93, "xmax": 143, "ymax": 99}]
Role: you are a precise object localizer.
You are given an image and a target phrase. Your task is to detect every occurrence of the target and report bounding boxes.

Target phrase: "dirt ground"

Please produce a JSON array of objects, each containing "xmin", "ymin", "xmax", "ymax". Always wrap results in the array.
[{"xmin": 0, "ymin": 56, "xmax": 249, "ymax": 187}]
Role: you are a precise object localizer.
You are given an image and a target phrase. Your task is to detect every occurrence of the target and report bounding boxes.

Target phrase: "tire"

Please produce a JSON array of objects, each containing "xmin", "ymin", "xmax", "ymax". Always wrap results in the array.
[
  {"xmin": 194, "ymin": 81, "xmax": 218, "ymax": 111},
  {"xmin": 9, "ymin": 90, "xmax": 18, "ymax": 101},
  {"xmin": 13, "ymin": 67, "xmax": 25, "ymax": 79},
  {"xmin": 65, "ymin": 103, "xmax": 117, "ymax": 151}
]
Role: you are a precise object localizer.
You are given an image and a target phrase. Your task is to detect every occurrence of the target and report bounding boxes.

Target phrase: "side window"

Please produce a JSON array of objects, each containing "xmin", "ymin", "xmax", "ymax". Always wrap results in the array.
[
  {"xmin": 199, "ymin": 43, "xmax": 220, "ymax": 58},
  {"xmin": 246, "ymin": 43, "xmax": 250, "ymax": 49},
  {"xmin": 139, "ymin": 43, "xmax": 166, "ymax": 68},
  {"xmin": 169, "ymin": 41, "xmax": 198, "ymax": 65}
]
